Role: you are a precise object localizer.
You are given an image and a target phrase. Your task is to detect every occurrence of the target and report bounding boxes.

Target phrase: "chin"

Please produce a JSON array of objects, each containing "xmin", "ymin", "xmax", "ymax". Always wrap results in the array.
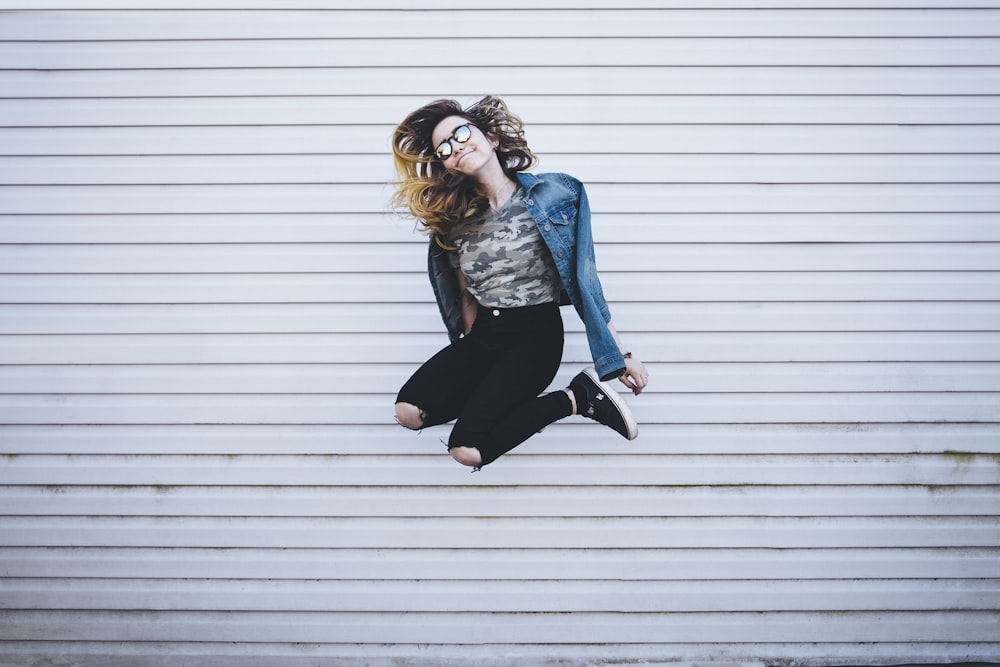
[{"xmin": 458, "ymin": 151, "xmax": 491, "ymax": 174}]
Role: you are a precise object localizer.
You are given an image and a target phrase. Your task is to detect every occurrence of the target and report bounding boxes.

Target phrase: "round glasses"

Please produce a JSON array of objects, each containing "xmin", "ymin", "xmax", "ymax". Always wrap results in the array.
[{"xmin": 434, "ymin": 123, "xmax": 472, "ymax": 160}]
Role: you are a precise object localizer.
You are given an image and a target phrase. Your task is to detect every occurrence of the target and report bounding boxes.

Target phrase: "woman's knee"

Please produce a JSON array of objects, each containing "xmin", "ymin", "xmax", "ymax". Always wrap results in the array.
[
  {"xmin": 394, "ymin": 402, "xmax": 424, "ymax": 430},
  {"xmin": 449, "ymin": 446, "xmax": 482, "ymax": 467}
]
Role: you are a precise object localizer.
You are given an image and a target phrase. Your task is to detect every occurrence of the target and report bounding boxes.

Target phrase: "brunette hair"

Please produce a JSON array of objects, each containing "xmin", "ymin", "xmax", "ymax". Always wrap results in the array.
[{"xmin": 391, "ymin": 95, "xmax": 537, "ymax": 243}]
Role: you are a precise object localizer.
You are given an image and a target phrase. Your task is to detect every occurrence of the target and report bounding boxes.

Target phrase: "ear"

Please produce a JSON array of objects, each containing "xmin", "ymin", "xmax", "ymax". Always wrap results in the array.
[{"xmin": 486, "ymin": 132, "xmax": 500, "ymax": 149}]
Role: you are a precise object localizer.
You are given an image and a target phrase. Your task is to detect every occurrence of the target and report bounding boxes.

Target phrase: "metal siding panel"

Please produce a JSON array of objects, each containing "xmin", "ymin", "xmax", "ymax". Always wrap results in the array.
[
  {"xmin": 3, "ymin": 125, "xmax": 998, "ymax": 156},
  {"xmin": 4, "ymin": 272, "xmax": 1000, "ymax": 303},
  {"xmin": 1, "ymin": 3, "xmax": 999, "ymax": 666},
  {"xmin": 6, "ymin": 303, "xmax": 1000, "ymax": 335},
  {"xmin": 1, "ymin": 516, "xmax": 997, "ymax": 549},
  {"xmin": 4, "ymin": 578, "xmax": 999, "ymax": 612},
  {"xmin": 8, "ymin": 154, "xmax": 1000, "ymax": 185},
  {"xmin": 3, "ymin": 423, "xmax": 997, "ymax": 455},
  {"xmin": 5, "ymin": 361, "xmax": 1000, "ymax": 392},
  {"xmin": 3, "ymin": 38, "xmax": 1000, "ymax": 68},
  {"xmin": 4, "ymin": 486, "xmax": 1000, "ymax": 518},
  {"xmin": 1, "ymin": 392, "xmax": 998, "ymax": 425},
  {"xmin": 4, "ymin": 95, "xmax": 1000, "ymax": 126},
  {"xmin": 4, "ymin": 183, "xmax": 1000, "ymax": 214},
  {"xmin": 3, "ymin": 454, "xmax": 1000, "ymax": 487},
  {"xmin": 4, "ymin": 212, "xmax": 1000, "ymax": 244},
  {"xmin": 5, "ymin": 242, "xmax": 1000, "ymax": 273},
  {"xmin": 2, "ymin": 546, "xmax": 998, "ymax": 581},
  {"xmin": 0, "ymin": 609, "xmax": 996, "ymax": 644},
  {"xmin": 6, "ymin": 67, "xmax": 1000, "ymax": 98},
  {"xmin": 3, "ymin": 332, "xmax": 999, "ymax": 364},
  {"xmin": 5, "ymin": 9, "xmax": 998, "ymax": 40}
]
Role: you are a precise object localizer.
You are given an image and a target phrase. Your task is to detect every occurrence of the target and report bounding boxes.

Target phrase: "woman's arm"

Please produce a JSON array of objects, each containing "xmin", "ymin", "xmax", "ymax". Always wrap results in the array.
[
  {"xmin": 607, "ymin": 321, "xmax": 649, "ymax": 395},
  {"xmin": 456, "ymin": 269, "xmax": 478, "ymax": 335}
]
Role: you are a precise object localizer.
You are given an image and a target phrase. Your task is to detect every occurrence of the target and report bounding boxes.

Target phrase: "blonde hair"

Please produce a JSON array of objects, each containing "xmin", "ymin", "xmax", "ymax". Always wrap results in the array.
[{"xmin": 391, "ymin": 96, "xmax": 537, "ymax": 245}]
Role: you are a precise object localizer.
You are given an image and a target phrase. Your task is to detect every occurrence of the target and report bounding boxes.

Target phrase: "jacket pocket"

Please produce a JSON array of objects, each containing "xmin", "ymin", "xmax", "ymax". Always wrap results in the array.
[{"xmin": 548, "ymin": 203, "xmax": 576, "ymax": 226}]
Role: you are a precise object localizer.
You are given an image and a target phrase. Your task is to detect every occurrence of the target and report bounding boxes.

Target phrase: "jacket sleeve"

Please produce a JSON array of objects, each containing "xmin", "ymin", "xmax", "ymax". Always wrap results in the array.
[
  {"xmin": 573, "ymin": 181, "xmax": 626, "ymax": 381},
  {"xmin": 427, "ymin": 236, "xmax": 465, "ymax": 342}
]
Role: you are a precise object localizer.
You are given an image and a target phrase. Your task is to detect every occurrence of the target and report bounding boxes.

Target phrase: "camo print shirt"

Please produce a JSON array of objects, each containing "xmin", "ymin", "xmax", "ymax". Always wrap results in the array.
[{"xmin": 447, "ymin": 186, "xmax": 562, "ymax": 308}]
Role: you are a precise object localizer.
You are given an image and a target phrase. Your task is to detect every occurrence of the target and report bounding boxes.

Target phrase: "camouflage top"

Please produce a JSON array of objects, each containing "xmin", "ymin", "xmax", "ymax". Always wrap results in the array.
[{"xmin": 447, "ymin": 185, "xmax": 562, "ymax": 308}]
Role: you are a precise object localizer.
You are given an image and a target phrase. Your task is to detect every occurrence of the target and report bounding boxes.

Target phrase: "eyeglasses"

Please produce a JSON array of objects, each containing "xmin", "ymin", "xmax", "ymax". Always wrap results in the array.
[{"xmin": 434, "ymin": 123, "xmax": 472, "ymax": 160}]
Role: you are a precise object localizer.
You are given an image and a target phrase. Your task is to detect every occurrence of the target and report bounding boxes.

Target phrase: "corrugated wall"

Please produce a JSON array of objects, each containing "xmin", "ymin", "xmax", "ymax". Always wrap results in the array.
[{"xmin": 1, "ymin": 3, "xmax": 999, "ymax": 666}]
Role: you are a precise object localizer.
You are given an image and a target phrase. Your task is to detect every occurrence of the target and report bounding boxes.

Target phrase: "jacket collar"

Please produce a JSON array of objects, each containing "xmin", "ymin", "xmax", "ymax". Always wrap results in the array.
[{"xmin": 515, "ymin": 171, "xmax": 543, "ymax": 194}]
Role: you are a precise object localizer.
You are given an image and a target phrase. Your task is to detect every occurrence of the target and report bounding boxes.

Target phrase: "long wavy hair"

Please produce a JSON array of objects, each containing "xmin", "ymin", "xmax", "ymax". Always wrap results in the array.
[{"xmin": 391, "ymin": 95, "xmax": 537, "ymax": 245}]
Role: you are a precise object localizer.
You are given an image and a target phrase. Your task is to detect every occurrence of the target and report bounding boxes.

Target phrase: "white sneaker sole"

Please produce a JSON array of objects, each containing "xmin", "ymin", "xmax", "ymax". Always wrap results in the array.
[{"xmin": 583, "ymin": 367, "xmax": 639, "ymax": 441}]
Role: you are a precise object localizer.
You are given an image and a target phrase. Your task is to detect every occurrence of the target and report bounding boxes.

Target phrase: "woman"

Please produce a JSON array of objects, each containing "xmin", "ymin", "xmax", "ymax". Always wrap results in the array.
[{"xmin": 392, "ymin": 95, "xmax": 649, "ymax": 470}]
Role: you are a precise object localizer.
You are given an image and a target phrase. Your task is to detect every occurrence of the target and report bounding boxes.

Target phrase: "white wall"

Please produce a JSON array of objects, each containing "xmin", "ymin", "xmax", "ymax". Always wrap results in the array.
[{"xmin": 1, "ymin": 3, "xmax": 999, "ymax": 665}]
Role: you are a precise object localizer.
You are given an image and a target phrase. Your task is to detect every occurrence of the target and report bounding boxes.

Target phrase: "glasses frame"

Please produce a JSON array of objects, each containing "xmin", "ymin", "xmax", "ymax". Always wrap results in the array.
[{"xmin": 434, "ymin": 123, "xmax": 473, "ymax": 160}]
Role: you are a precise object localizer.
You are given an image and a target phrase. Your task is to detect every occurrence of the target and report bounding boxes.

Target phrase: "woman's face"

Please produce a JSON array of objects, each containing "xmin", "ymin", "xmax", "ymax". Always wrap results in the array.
[{"xmin": 430, "ymin": 115, "xmax": 498, "ymax": 176}]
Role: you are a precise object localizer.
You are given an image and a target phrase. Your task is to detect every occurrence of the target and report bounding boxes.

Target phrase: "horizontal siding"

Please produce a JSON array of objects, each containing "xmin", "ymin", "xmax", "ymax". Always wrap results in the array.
[
  {"xmin": 4, "ymin": 579, "xmax": 1000, "ymax": 613},
  {"xmin": 4, "ymin": 68, "xmax": 1000, "ymax": 97},
  {"xmin": 4, "ymin": 184, "xmax": 999, "ymax": 213},
  {"xmin": 7, "ymin": 155, "xmax": 1000, "ymax": 184},
  {"xmin": 3, "ymin": 423, "xmax": 998, "ymax": 455},
  {"xmin": 4, "ymin": 8, "xmax": 998, "ymax": 38},
  {"xmin": 2, "ymin": 485, "xmax": 999, "ymax": 517},
  {"xmin": 2, "ymin": 545, "xmax": 997, "ymax": 579},
  {"xmin": 6, "ymin": 243, "xmax": 1000, "ymax": 272},
  {"xmin": 1, "ymin": 516, "xmax": 996, "ymax": 549},
  {"xmin": 3, "ymin": 213, "xmax": 999, "ymax": 243},
  {"xmin": 3, "ymin": 40, "xmax": 998, "ymax": 67},
  {"xmin": 3, "ymin": 126, "xmax": 999, "ymax": 155},
  {"xmin": 3, "ymin": 454, "xmax": 1000, "ymax": 486},
  {"xmin": 4, "ymin": 97, "xmax": 999, "ymax": 124},
  {"xmin": 1, "ymin": 3, "xmax": 999, "ymax": 667},
  {"xmin": 3, "ymin": 304, "xmax": 1000, "ymax": 333},
  {"xmin": 3, "ymin": 0, "xmax": 1000, "ymax": 7},
  {"xmin": 1, "ymin": 610, "xmax": 997, "ymax": 644},
  {"xmin": 1, "ymin": 394, "xmax": 998, "ymax": 424}
]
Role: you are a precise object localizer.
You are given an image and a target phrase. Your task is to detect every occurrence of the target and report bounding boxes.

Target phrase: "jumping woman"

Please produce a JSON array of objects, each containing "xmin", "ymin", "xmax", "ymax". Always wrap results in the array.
[{"xmin": 392, "ymin": 95, "xmax": 649, "ymax": 470}]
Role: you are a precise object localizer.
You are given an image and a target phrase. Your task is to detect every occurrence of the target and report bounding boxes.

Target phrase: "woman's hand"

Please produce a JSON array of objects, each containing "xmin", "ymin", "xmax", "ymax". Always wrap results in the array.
[
  {"xmin": 605, "ymin": 322, "xmax": 648, "ymax": 395},
  {"xmin": 619, "ymin": 356, "xmax": 649, "ymax": 395}
]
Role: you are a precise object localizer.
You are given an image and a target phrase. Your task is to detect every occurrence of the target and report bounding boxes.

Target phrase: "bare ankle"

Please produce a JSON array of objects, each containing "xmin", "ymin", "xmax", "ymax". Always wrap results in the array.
[{"xmin": 565, "ymin": 388, "xmax": 576, "ymax": 415}]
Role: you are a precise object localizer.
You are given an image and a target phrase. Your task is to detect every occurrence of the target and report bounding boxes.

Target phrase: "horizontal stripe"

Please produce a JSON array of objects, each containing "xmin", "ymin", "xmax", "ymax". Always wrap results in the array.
[
  {"xmin": 5, "ymin": 67, "xmax": 1000, "ymax": 98},
  {"xmin": 3, "ymin": 423, "xmax": 996, "ymax": 455},
  {"xmin": 5, "ymin": 154, "xmax": 1000, "ymax": 185},
  {"xmin": 3, "ymin": 361, "xmax": 999, "ymax": 394},
  {"xmin": 5, "ymin": 9, "xmax": 998, "ymax": 40},
  {"xmin": 1, "ymin": 610, "xmax": 997, "ymax": 644},
  {"xmin": 3, "ymin": 125, "xmax": 997, "ymax": 156},
  {"xmin": 1, "ymin": 516, "xmax": 996, "ymax": 549},
  {"xmin": 3, "ymin": 272, "xmax": 998, "ymax": 302},
  {"xmin": 3, "ymin": 331, "xmax": 998, "ymax": 363},
  {"xmin": 4, "ymin": 242, "xmax": 999, "ymax": 273},
  {"xmin": 3, "ymin": 183, "xmax": 999, "ymax": 214},
  {"xmin": 3, "ymin": 95, "xmax": 999, "ymax": 126},
  {"xmin": 3, "ymin": 453, "xmax": 1000, "ymax": 487},
  {"xmin": 3, "ymin": 213, "xmax": 999, "ymax": 243},
  {"xmin": 1, "ymin": 546, "xmax": 996, "ymax": 581},
  {"xmin": 4, "ymin": 578, "xmax": 998, "ymax": 613},
  {"xmin": 2, "ymin": 485, "xmax": 998, "ymax": 518},
  {"xmin": 4, "ymin": 304, "xmax": 1000, "ymax": 335}
]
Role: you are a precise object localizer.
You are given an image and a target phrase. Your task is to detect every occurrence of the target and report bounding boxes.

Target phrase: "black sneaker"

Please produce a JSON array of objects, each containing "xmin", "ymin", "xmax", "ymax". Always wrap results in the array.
[{"xmin": 569, "ymin": 367, "xmax": 638, "ymax": 440}]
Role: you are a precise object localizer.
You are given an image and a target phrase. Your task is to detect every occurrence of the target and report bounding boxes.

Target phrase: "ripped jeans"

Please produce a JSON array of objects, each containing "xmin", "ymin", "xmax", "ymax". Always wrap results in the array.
[{"xmin": 395, "ymin": 302, "xmax": 572, "ymax": 467}]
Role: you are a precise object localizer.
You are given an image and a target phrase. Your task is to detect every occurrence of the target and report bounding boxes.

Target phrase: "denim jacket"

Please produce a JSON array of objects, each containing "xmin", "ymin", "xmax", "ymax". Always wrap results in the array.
[{"xmin": 428, "ymin": 171, "xmax": 626, "ymax": 381}]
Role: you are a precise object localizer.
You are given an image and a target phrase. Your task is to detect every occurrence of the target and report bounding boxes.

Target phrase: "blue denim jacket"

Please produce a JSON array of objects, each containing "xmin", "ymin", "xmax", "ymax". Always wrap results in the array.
[{"xmin": 428, "ymin": 171, "xmax": 626, "ymax": 381}]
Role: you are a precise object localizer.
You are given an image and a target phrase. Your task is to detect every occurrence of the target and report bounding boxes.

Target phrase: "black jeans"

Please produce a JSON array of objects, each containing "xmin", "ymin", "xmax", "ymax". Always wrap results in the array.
[{"xmin": 396, "ymin": 302, "xmax": 572, "ymax": 466}]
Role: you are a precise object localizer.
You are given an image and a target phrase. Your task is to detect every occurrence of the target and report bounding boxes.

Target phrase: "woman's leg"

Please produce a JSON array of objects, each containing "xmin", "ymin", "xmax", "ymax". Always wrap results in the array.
[
  {"xmin": 448, "ymin": 305, "xmax": 567, "ymax": 467},
  {"xmin": 395, "ymin": 334, "xmax": 490, "ymax": 431}
]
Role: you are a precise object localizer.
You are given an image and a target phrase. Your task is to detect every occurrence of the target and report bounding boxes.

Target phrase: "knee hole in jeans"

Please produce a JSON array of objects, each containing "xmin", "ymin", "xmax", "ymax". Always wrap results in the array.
[
  {"xmin": 394, "ymin": 402, "xmax": 425, "ymax": 430},
  {"xmin": 449, "ymin": 446, "xmax": 482, "ymax": 467}
]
